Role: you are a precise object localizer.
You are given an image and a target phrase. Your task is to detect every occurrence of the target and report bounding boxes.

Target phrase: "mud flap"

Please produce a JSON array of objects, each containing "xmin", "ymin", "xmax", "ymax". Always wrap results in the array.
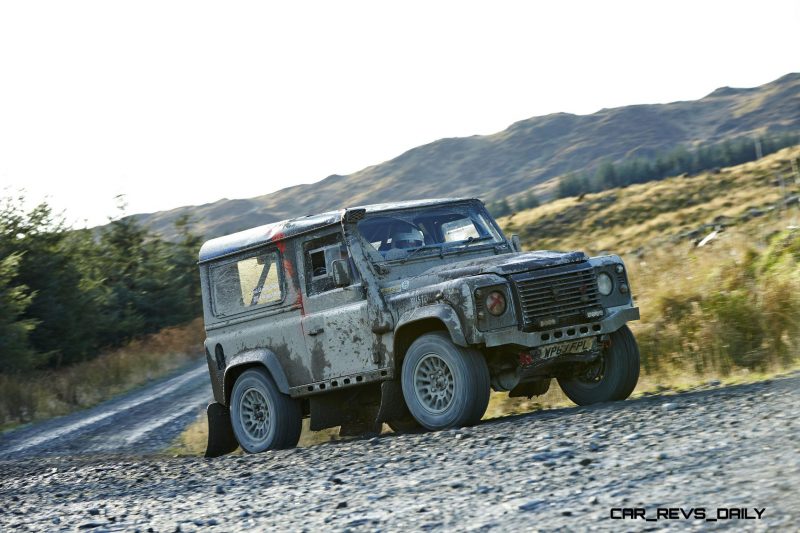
[
  {"xmin": 374, "ymin": 380, "xmax": 410, "ymax": 425},
  {"xmin": 204, "ymin": 402, "xmax": 239, "ymax": 458}
]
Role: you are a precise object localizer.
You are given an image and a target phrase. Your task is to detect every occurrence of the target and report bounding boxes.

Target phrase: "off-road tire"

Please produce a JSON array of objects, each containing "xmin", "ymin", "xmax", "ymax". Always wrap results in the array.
[
  {"xmin": 387, "ymin": 416, "xmax": 424, "ymax": 434},
  {"xmin": 230, "ymin": 368, "xmax": 302, "ymax": 453},
  {"xmin": 401, "ymin": 332, "xmax": 490, "ymax": 430},
  {"xmin": 557, "ymin": 325, "xmax": 640, "ymax": 405}
]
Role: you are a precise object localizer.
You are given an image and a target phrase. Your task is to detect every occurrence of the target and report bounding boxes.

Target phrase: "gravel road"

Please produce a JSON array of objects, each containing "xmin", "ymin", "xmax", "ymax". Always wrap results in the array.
[
  {"xmin": 0, "ymin": 362, "xmax": 211, "ymax": 460},
  {"xmin": 1, "ymin": 372, "xmax": 798, "ymax": 532}
]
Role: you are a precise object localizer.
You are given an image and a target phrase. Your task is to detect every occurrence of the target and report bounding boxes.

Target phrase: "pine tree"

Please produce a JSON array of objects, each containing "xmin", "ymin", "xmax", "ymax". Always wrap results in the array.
[{"xmin": 0, "ymin": 253, "xmax": 38, "ymax": 371}]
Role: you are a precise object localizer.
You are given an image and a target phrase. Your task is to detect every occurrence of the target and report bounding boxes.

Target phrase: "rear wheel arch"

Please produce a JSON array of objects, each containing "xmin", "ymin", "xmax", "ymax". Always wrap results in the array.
[
  {"xmin": 223, "ymin": 349, "xmax": 291, "ymax": 405},
  {"xmin": 225, "ymin": 362, "xmax": 262, "ymax": 405}
]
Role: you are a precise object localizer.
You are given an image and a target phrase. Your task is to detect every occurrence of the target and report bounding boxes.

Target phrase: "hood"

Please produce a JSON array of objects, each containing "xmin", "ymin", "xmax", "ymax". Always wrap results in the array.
[{"xmin": 413, "ymin": 250, "xmax": 588, "ymax": 281}]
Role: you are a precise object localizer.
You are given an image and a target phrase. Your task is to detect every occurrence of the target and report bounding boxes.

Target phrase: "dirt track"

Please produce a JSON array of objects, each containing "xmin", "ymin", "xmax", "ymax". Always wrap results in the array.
[
  {"xmin": 1, "ymin": 369, "xmax": 798, "ymax": 531},
  {"xmin": 0, "ymin": 362, "xmax": 210, "ymax": 460}
]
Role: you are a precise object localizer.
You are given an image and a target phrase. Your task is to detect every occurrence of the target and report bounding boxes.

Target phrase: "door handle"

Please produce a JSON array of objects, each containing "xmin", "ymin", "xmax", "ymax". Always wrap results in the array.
[{"xmin": 307, "ymin": 326, "xmax": 324, "ymax": 336}]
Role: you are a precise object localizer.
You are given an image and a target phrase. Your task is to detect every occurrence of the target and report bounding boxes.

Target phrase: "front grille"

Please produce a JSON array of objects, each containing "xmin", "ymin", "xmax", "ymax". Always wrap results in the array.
[{"xmin": 511, "ymin": 265, "xmax": 600, "ymax": 330}]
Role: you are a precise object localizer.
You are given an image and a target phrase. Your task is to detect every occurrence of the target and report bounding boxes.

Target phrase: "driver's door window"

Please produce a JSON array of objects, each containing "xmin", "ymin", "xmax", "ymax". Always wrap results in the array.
[{"xmin": 303, "ymin": 232, "xmax": 355, "ymax": 295}]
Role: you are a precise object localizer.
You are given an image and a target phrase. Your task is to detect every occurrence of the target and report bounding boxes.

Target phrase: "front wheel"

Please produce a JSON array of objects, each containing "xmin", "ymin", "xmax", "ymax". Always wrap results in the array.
[
  {"xmin": 387, "ymin": 415, "xmax": 423, "ymax": 434},
  {"xmin": 401, "ymin": 332, "xmax": 490, "ymax": 430},
  {"xmin": 230, "ymin": 368, "xmax": 302, "ymax": 453},
  {"xmin": 557, "ymin": 325, "xmax": 640, "ymax": 405}
]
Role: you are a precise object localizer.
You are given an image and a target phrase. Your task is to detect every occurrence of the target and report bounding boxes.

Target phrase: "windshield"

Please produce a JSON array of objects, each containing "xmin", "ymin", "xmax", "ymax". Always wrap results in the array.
[{"xmin": 356, "ymin": 203, "xmax": 503, "ymax": 262}]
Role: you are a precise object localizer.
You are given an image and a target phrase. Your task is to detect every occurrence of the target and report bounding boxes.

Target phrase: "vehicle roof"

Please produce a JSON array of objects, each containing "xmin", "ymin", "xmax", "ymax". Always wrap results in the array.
[{"xmin": 198, "ymin": 197, "xmax": 479, "ymax": 263}]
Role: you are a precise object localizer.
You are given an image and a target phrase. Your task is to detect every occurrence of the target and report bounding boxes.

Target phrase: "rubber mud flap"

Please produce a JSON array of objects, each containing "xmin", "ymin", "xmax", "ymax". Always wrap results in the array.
[{"xmin": 205, "ymin": 402, "xmax": 239, "ymax": 457}]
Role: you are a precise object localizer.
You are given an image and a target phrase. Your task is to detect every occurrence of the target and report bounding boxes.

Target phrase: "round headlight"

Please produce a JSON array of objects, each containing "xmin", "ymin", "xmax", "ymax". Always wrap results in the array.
[
  {"xmin": 597, "ymin": 272, "xmax": 613, "ymax": 296},
  {"xmin": 485, "ymin": 291, "xmax": 507, "ymax": 316}
]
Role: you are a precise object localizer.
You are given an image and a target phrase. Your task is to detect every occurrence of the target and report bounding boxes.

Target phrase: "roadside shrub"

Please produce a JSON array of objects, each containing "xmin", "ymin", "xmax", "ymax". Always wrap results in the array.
[
  {"xmin": 700, "ymin": 291, "xmax": 765, "ymax": 371},
  {"xmin": 632, "ymin": 229, "xmax": 800, "ymax": 377},
  {"xmin": 0, "ymin": 375, "xmax": 37, "ymax": 424},
  {"xmin": 0, "ymin": 318, "xmax": 204, "ymax": 426}
]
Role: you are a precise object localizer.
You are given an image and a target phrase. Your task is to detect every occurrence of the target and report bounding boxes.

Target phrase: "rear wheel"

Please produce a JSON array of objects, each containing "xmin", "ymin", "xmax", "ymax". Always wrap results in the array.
[
  {"xmin": 401, "ymin": 332, "xmax": 490, "ymax": 430},
  {"xmin": 230, "ymin": 368, "xmax": 302, "ymax": 453},
  {"xmin": 557, "ymin": 325, "xmax": 640, "ymax": 405}
]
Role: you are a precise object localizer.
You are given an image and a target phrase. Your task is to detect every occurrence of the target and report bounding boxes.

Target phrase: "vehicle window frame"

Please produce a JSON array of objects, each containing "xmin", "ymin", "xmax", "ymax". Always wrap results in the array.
[
  {"xmin": 209, "ymin": 246, "xmax": 286, "ymax": 318},
  {"xmin": 355, "ymin": 202, "xmax": 504, "ymax": 264},
  {"xmin": 302, "ymin": 231, "xmax": 358, "ymax": 296}
]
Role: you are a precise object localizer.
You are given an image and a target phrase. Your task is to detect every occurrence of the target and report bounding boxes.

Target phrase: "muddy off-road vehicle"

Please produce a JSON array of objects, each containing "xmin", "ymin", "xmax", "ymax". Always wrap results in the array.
[{"xmin": 199, "ymin": 198, "xmax": 640, "ymax": 456}]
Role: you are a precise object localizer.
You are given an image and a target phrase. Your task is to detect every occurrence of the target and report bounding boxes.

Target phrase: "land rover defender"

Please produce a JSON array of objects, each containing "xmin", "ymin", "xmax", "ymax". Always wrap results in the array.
[{"xmin": 199, "ymin": 198, "xmax": 640, "ymax": 456}]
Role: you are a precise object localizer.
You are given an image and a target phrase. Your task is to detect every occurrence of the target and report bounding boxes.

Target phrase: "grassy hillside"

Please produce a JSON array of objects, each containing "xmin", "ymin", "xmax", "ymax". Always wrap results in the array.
[
  {"xmin": 134, "ymin": 73, "xmax": 800, "ymax": 240},
  {"xmin": 501, "ymin": 146, "xmax": 800, "ymax": 376},
  {"xmin": 503, "ymin": 145, "xmax": 800, "ymax": 254}
]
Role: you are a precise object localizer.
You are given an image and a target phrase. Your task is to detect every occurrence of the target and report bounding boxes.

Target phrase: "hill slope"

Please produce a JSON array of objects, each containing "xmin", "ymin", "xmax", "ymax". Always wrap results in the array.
[
  {"xmin": 502, "ymin": 145, "xmax": 800, "ymax": 255},
  {"xmin": 135, "ymin": 73, "xmax": 800, "ymax": 240},
  {"xmin": 501, "ymin": 147, "xmax": 800, "ymax": 377}
]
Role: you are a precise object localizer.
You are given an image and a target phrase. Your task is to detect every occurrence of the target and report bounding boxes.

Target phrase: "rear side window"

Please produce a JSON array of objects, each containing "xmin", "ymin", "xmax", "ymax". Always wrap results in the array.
[{"xmin": 211, "ymin": 251, "xmax": 283, "ymax": 316}]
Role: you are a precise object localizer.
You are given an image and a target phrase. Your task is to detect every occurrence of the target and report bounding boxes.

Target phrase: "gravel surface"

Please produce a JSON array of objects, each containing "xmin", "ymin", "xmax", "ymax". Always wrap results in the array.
[
  {"xmin": 0, "ymin": 362, "xmax": 210, "ymax": 460},
  {"xmin": 1, "ymin": 374, "xmax": 798, "ymax": 532}
]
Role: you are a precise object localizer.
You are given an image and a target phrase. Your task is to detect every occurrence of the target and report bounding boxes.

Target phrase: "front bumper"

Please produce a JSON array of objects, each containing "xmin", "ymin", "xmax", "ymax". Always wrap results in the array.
[{"xmin": 480, "ymin": 305, "xmax": 639, "ymax": 348}]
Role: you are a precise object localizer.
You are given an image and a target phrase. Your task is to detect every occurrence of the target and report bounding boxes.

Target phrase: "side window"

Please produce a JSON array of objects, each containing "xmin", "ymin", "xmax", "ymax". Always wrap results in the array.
[
  {"xmin": 211, "ymin": 250, "xmax": 283, "ymax": 316},
  {"xmin": 303, "ymin": 232, "xmax": 355, "ymax": 295}
]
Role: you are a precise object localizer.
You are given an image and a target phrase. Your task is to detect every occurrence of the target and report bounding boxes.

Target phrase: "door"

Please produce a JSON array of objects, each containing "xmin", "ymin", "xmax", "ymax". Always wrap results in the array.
[{"xmin": 299, "ymin": 230, "xmax": 377, "ymax": 382}]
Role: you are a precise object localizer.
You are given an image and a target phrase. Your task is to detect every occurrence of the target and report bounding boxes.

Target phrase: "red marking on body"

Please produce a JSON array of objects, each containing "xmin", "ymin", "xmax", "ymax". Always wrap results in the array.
[
  {"xmin": 282, "ymin": 258, "xmax": 294, "ymax": 277},
  {"xmin": 272, "ymin": 231, "xmax": 287, "ymax": 253}
]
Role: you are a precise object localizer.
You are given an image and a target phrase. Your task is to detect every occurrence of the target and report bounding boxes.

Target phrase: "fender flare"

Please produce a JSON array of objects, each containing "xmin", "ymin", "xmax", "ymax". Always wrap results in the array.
[
  {"xmin": 395, "ymin": 304, "xmax": 468, "ymax": 347},
  {"xmin": 223, "ymin": 348, "xmax": 291, "ymax": 401}
]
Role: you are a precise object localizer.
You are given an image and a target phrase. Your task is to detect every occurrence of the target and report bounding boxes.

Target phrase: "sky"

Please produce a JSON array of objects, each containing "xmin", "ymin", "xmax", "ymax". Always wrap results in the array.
[{"xmin": 1, "ymin": 1, "xmax": 798, "ymax": 228}]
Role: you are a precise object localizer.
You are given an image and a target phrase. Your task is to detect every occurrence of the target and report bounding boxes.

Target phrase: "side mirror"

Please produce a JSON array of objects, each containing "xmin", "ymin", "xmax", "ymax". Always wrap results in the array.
[
  {"xmin": 331, "ymin": 259, "xmax": 351, "ymax": 287},
  {"xmin": 511, "ymin": 234, "xmax": 521, "ymax": 253}
]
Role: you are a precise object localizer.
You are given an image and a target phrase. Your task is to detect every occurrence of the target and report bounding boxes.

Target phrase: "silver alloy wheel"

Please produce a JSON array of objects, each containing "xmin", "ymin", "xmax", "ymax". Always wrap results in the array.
[
  {"xmin": 239, "ymin": 387, "xmax": 272, "ymax": 441},
  {"xmin": 414, "ymin": 353, "xmax": 455, "ymax": 414}
]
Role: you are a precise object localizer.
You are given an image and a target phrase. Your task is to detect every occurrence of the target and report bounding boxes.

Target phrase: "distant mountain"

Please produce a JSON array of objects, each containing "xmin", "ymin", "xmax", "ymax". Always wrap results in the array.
[{"xmin": 133, "ymin": 73, "xmax": 800, "ymax": 240}]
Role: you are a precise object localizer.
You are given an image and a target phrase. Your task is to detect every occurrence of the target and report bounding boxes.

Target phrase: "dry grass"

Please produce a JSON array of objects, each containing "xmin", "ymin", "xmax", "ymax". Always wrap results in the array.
[
  {"xmin": 628, "ymin": 228, "xmax": 799, "ymax": 374},
  {"xmin": 501, "ymin": 146, "xmax": 800, "ymax": 254},
  {"xmin": 0, "ymin": 318, "xmax": 205, "ymax": 429}
]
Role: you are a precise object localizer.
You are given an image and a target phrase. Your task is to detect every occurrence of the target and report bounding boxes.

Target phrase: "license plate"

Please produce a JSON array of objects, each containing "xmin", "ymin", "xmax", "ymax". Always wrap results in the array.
[{"xmin": 538, "ymin": 338, "xmax": 596, "ymax": 361}]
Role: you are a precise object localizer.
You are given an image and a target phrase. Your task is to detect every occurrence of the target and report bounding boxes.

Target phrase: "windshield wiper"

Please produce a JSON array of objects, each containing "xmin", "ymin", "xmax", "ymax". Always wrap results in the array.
[
  {"xmin": 396, "ymin": 238, "xmax": 493, "ymax": 264},
  {"xmin": 439, "ymin": 236, "xmax": 496, "ymax": 258},
  {"xmin": 399, "ymin": 243, "xmax": 444, "ymax": 264},
  {"xmin": 462, "ymin": 235, "xmax": 494, "ymax": 245}
]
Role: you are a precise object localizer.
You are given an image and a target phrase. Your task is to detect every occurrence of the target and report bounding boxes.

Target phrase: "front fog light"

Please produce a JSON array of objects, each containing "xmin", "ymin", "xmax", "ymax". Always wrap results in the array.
[
  {"xmin": 597, "ymin": 272, "xmax": 613, "ymax": 295},
  {"xmin": 485, "ymin": 291, "xmax": 507, "ymax": 316}
]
